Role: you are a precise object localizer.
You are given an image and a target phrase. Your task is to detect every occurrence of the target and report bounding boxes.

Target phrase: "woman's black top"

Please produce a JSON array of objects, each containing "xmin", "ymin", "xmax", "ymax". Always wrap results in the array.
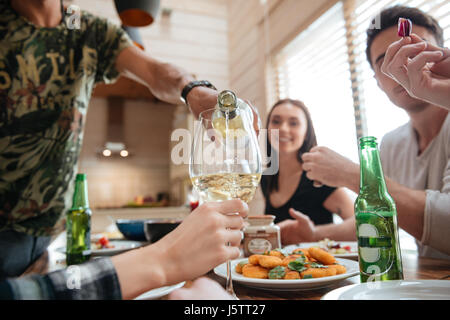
[{"xmin": 261, "ymin": 171, "xmax": 337, "ymax": 225}]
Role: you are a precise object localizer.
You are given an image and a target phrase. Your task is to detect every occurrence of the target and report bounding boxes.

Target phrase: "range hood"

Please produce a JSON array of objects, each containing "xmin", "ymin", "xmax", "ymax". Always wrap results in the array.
[{"xmin": 101, "ymin": 97, "xmax": 130, "ymax": 158}]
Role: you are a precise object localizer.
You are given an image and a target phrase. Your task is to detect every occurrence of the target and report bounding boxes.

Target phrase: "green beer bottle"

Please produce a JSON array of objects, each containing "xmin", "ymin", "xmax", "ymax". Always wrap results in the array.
[
  {"xmin": 355, "ymin": 136, "xmax": 403, "ymax": 283},
  {"xmin": 66, "ymin": 173, "xmax": 91, "ymax": 265}
]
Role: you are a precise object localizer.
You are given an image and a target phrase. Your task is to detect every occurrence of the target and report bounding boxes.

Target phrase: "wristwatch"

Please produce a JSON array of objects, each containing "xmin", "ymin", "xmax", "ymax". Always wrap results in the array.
[{"xmin": 180, "ymin": 80, "xmax": 217, "ymax": 105}]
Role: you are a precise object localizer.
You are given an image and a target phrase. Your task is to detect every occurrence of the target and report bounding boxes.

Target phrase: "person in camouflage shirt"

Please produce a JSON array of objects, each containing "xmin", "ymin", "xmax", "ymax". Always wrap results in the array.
[
  {"xmin": 0, "ymin": 0, "xmax": 219, "ymax": 278},
  {"xmin": 0, "ymin": 1, "xmax": 133, "ymax": 238}
]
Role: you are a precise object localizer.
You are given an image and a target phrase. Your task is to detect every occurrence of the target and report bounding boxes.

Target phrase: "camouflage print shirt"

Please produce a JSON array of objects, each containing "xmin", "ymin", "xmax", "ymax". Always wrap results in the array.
[{"xmin": 0, "ymin": 1, "xmax": 133, "ymax": 236}]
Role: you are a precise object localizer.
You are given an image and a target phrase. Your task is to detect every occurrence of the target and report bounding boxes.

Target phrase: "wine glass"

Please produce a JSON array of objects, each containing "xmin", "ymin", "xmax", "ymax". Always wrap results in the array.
[{"xmin": 189, "ymin": 108, "xmax": 262, "ymax": 299}]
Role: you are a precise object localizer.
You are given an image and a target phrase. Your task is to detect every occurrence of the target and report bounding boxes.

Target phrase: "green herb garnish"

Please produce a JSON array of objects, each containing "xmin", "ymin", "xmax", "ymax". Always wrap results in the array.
[
  {"xmin": 287, "ymin": 257, "xmax": 308, "ymax": 272},
  {"xmin": 268, "ymin": 266, "xmax": 286, "ymax": 279}
]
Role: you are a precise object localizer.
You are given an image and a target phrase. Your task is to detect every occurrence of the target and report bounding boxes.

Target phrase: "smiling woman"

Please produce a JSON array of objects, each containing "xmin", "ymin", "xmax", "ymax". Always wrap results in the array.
[{"xmin": 259, "ymin": 99, "xmax": 355, "ymax": 244}]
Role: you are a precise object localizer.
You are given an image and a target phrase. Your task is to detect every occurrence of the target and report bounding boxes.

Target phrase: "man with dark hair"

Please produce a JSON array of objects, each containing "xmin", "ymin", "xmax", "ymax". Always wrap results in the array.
[{"xmin": 283, "ymin": 5, "xmax": 450, "ymax": 260}]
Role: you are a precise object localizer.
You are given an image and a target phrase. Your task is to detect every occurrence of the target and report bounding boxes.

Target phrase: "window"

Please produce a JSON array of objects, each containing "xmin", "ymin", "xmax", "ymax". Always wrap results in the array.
[
  {"xmin": 272, "ymin": 1, "xmax": 358, "ymax": 161},
  {"xmin": 271, "ymin": 0, "xmax": 450, "ymax": 161}
]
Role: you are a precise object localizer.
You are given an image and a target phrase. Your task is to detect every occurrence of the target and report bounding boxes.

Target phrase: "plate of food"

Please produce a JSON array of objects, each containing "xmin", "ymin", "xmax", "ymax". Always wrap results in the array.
[
  {"xmin": 285, "ymin": 239, "xmax": 358, "ymax": 259},
  {"xmin": 56, "ymin": 235, "xmax": 144, "ymax": 257},
  {"xmin": 214, "ymin": 247, "xmax": 359, "ymax": 290},
  {"xmin": 134, "ymin": 282, "xmax": 185, "ymax": 300},
  {"xmin": 90, "ymin": 237, "xmax": 144, "ymax": 256}
]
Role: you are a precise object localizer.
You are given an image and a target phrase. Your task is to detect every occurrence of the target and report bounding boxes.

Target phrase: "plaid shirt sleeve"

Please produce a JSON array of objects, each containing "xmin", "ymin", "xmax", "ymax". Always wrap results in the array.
[{"xmin": 0, "ymin": 258, "xmax": 122, "ymax": 300}]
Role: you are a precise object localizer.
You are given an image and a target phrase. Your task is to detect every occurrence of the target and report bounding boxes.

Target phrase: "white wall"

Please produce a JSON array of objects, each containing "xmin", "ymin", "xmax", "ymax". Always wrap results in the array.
[{"xmin": 67, "ymin": 0, "xmax": 230, "ymax": 89}]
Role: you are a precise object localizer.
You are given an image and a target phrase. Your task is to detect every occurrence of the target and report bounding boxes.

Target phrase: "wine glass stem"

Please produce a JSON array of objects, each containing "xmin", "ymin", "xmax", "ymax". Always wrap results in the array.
[{"xmin": 226, "ymin": 259, "xmax": 238, "ymax": 299}]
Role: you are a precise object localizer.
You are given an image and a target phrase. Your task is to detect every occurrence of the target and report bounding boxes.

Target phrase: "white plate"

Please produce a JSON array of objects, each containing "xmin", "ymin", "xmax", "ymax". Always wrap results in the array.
[
  {"xmin": 135, "ymin": 282, "xmax": 186, "ymax": 300},
  {"xmin": 284, "ymin": 242, "xmax": 358, "ymax": 259},
  {"xmin": 214, "ymin": 258, "xmax": 359, "ymax": 291},
  {"xmin": 56, "ymin": 240, "xmax": 144, "ymax": 256},
  {"xmin": 91, "ymin": 240, "xmax": 144, "ymax": 256},
  {"xmin": 321, "ymin": 280, "xmax": 450, "ymax": 300}
]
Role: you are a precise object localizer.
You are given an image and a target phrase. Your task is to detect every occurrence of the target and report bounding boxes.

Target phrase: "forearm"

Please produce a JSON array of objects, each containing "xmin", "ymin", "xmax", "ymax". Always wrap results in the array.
[
  {"xmin": 334, "ymin": 162, "xmax": 426, "ymax": 241},
  {"xmin": 337, "ymin": 159, "xmax": 427, "ymax": 240},
  {"xmin": 421, "ymin": 190, "xmax": 450, "ymax": 255},
  {"xmin": 142, "ymin": 58, "xmax": 195, "ymax": 104},
  {"xmin": 128, "ymin": 58, "xmax": 194, "ymax": 105},
  {"xmin": 111, "ymin": 242, "xmax": 168, "ymax": 300},
  {"xmin": 342, "ymin": 163, "xmax": 443, "ymax": 247},
  {"xmin": 340, "ymin": 162, "xmax": 360, "ymax": 193},
  {"xmin": 116, "ymin": 47, "xmax": 195, "ymax": 105},
  {"xmin": 314, "ymin": 217, "xmax": 357, "ymax": 241},
  {"xmin": 384, "ymin": 178, "xmax": 426, "ymax": 240}
]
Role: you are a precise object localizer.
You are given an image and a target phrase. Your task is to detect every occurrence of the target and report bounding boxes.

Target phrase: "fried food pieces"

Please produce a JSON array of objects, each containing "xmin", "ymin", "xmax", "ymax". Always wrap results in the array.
[
  {"xmin": 258, "ymin": 255, "xmax": 283, "ymax": 269},
  {"xmin": 326, "ymin": 264, "xmax": 347, "ymax": 275},
  {"xmin": 301, "ymin": 267, "xmax": 337, "ymax": 279},
  {"xmin": 242, "ymin": 264, "xmax": 269, "ymax": 279},
  {"xmin": 308, "ymin": 247, "xmax": 336, "ymax": 265},
  {"xmin": 235, "ymin": 247, "xmax": 346, "ymax": 280}
]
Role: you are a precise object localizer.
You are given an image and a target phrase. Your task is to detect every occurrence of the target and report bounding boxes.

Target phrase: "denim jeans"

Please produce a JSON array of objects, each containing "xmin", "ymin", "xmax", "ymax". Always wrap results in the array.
[{"xmin": 0, "ymin": 230, "xmax": 51, "ymax": 281}]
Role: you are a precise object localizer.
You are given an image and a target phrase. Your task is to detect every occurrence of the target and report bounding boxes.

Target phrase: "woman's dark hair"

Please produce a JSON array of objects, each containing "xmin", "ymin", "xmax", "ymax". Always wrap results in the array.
[
  {"xmin": 264, "ymin": 99, "xmax": 317, "ymax": 194},
  {"xmin": 366, "ymin": 5, "xmax": 444, "ymax": 69}
]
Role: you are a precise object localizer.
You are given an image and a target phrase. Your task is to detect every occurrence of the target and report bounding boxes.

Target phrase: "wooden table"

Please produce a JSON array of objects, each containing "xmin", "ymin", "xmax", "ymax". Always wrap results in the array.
[
  {"xmin": 27, "ymin": 234, "xmax": 450, "ymax": 300},
  {"xmin": 205, "ymin": 253, "xmax": 450, "ymax": 300}
]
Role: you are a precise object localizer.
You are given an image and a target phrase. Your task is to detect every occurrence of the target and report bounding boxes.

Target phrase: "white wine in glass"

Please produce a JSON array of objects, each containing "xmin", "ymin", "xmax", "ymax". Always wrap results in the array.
[{"xmin": 191, "ymin": 173, "xmax": 261, "ymax": 203}]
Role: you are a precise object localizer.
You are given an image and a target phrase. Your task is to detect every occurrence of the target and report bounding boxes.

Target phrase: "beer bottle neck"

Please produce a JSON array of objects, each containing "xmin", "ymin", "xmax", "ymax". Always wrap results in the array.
[
  {"xmin": 359, "ymin": 141, "xmax": 388, "ymax": 196},
  {"xmin": 72, "ymin": 179, "xmax": 89, "ymax": 209}
]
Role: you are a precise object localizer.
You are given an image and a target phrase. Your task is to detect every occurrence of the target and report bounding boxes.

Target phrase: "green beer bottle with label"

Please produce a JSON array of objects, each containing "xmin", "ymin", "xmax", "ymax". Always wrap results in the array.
[
  {"xmin": 355, "ymin": 136, "xmax": 403, "ymax": 282},
  {"xmin": 66, "ymin": 173, "xmax": 92, "ymax": 265}
]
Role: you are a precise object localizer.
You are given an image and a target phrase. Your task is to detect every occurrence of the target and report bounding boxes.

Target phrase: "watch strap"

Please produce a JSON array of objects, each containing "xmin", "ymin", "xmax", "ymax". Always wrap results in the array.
[{"xmin": 181, "ymin": 80, "xmax": 217, "ymax": 104}]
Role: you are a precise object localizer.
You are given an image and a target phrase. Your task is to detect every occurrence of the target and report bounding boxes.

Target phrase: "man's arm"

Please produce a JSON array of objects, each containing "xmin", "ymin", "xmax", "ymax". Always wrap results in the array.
[
  {"xmin": 301, "ymin": 146, "xmax": 430, "ymax": 241},
  {"xmin": 322, "ymin": 188, "xmax": 355, "ymax": 221},
  {"xmin": 114, "ymin": 46, "xmax": 218, "ymax": 118},
  {"xmin": 1, "ymin": 200, "xmax": 249, "ymax": 300},
  {"xmin": 382, "ymin": 179, "xmax": 426, "ymax": 240}
]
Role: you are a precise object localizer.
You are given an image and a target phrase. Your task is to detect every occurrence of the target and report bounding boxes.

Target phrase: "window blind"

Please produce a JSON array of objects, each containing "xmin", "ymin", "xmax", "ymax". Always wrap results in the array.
[{"xmin": 272, "ymin": 1, "xmax": 359, "ymax": 161}]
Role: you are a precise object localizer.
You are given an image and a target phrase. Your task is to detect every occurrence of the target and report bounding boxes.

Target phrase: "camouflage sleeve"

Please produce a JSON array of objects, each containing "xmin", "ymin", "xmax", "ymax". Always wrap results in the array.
[{"xmin": 93, "ymin": 16, "xmax": 134, "ymax": 84}]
